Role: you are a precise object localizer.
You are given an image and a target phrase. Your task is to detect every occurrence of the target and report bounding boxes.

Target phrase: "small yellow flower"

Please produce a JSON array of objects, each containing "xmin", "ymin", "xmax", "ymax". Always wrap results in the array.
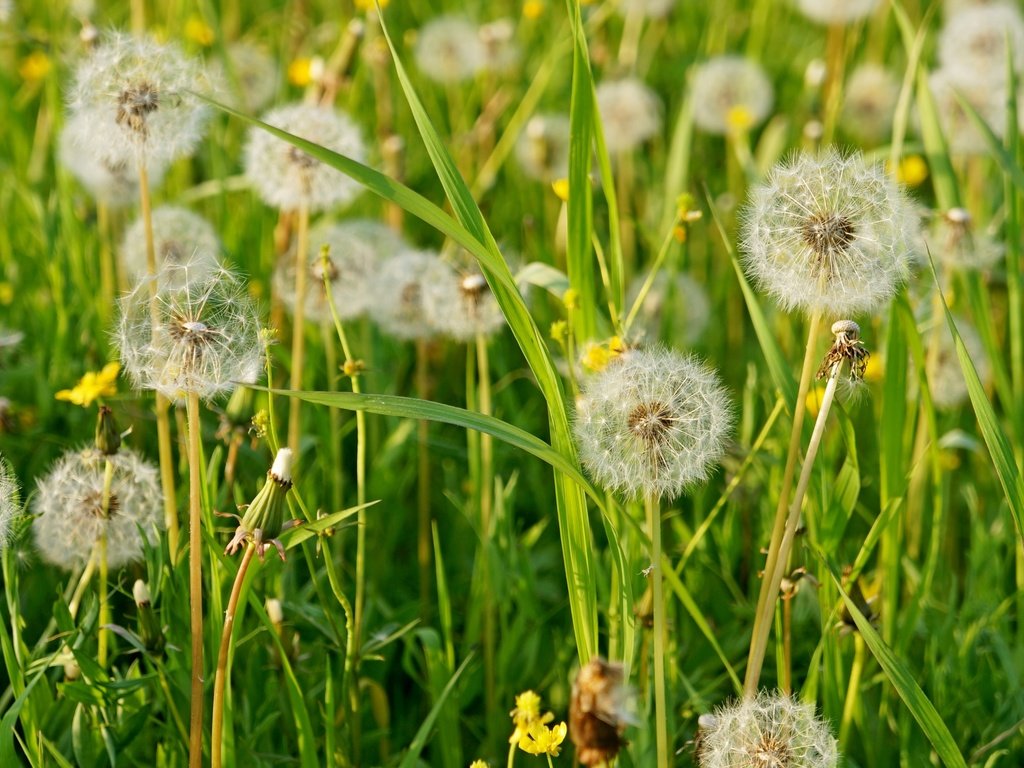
[
  {"xmin": 19, "ymin": 51, "xmax": 52, "ymax": 82},
  {"xmin": 288, "ymin": 57, "xmax": 314, "ymax": 86},
  {"xmin": 517, "ymin": 720, "xmax": 568, "ymax": 757},
  {"xmin": 510, "ymin": 690, "xmax": 554, "ymax": 746},
  {"xmin": 551, "ymin": 177, "xmax": 570, "ymax": 202},
  {"xmin": 581, "ymin": 338, "xmax": 625, "ymax": 373},
  {"xmin": 726, "ymin": 104, "xmax": 755, "ymax": 133},
  {"xmin": 185, "ymin": 16, "xmax": 215, "ymax": 46},
  {"xmin": 469, "ymin": 761, "xmax": 489, "ymax": 768},
  {"xmin": 805, "ymin": 383, "xmax": 826, "ymax": 418},
  {"xmin": 562, "ymin": 288, "xmax": 579, "ymax": 310},
  {"xmin": 523, "ymin": 0, "xmax": 544, "ymax": 20},
  {"xmin": 550, "ymin": 320, "xmax": 568, "ymax": 343},
  {"xmin": 0, "ymin": 283, "xmax": 13, "ymax": 305},
  {"xmin": 864, "ymin": 354, "xmax": 883, "ymax": 383},
  {"xmin": 355, "ymin": 0, "xmax": 389, "ymax": 8},
  {"xmin": 887, "ymin": 155, "xmax": 928, "ymax": 187},
  {"xmin": 673, "ymin": 225, "xmax": 688, "ymax": 243},
  {"xmin": 55, "ymin": 362, "xmax": 120, "ymax": 407}
]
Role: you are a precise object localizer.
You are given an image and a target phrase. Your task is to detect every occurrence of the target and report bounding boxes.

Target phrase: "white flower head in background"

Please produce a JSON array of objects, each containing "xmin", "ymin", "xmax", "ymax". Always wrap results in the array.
[
  {"xmin": 938, "ymin": 4, "xmax": 1024, "ymax": 84},
  {"xmin": 795, "ymin": 0, "xmax": 880, "ymax": 26},
  {"xmin": 615, "ymin": 0, "xmax": 677, "ymax": 20},
  {"xmin": 414, "ymin": 16, "xmax": 486, "ymax": 84},
  {"xmin": 209, "ymin": 41, "xmax": 279, "ymax": 114},
  {"xmin": 369, "ymin": 250, "xmax": 440, "ymax": 341},
  {"xmin": 691, "ymin": 56, "xmax": 774, "ymax": 135},
  {"xmin": 596, "ymin": 77, "xmax": 663, "ymax": 153},
  {"xmin": 925, "ymin": 68, "xmax": 1007, "ymax": 156},
  {"xmin": 421, "ymin": 258, "xmax": 505, "ymax": 341},
  {"xmin": 515, "ymin": 114, "xmax": 572, "ymax": 182},
  {"xmin": 120, "ymin": 205, "xmax": 222, "ymax": 285},
  {"xmin": 842, "ymin": 64, "xmax": 899, "ymax": 144}
]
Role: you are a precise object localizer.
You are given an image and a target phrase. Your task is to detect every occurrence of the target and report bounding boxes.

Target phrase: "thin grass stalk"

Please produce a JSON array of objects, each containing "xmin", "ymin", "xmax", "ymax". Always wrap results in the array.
[
  {"xmin": 322, "ymin": 320, "xmax": 343, "ymax": 513},
  {"xmin": 839, "ymin": 633, "xmax": 866, "ymax": 749},
  {"xmin": 287, "ymin": 201, "xmax": 311, "ymax": 456},
  {"xmin": 96, "ymin": 458, "xmax": 115, "ymax": 668},
  {"xmin": 743, "ymin": 311, "xmax": 822, "ymax": 696},
  {"xmin": 476, "ymin": 330, "xmax": 497, "ymax": 740},
  {"xmin": 821, "ymin": 23, "xmax": 845, "ymax": 145},
  {"xmin": 645, "ymin": 493, "xmax": 670, "ymax": 768},
  {"xmin": 416, "ymin": 338, "xmax": 432, "ymax": 614},
  {"xmin": 186, "ymin": 391, "xmax": 205, "ymax": 768},
  {"xmin": 97, "ymin": 201, "xmax": 116, "ymax": 319}
]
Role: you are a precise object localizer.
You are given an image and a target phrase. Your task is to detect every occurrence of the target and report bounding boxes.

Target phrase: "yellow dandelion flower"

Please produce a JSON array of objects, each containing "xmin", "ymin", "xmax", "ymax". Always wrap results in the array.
[
  {"xmin": 355, "ymin": 0, "xmax": 389, "ymax": 8},
  {"xmin": 886, "ymin": 155, "xmax": 928, "ymax": 187},
  {"xmin": 562, "ymin": 288, "xmax": 579, "ymax": 310},
  {"xmin": 517, "ymin": 720, "xmax": 568, "ymax": 757},
  {"xmin": 469, "ymin": 761, "xmax": 489, "ymax": 768},
  {"xmin": 805, "ymin": 383, "xmax": 826, "ymax": 418},
  {"xmin": 55, "ymin": 362, "xmax": 120, "ymax": 407},
  {"xmin": 551, "ymin": 177, "xmax": 570, "ymax": 201},
  {"xmin": 581, "ymin": 338, "xmax": 626, "ymax": 373},
  {"xmin": 550, "ymin": 319, "xmax": 568, "ymax": 343},
  {"xmin": 726, "ymin": 104, "xmax": 755, "ymax": 133},
  {"xmin": 288, "ymin": 57, "xmax": 314, "ymax": 86},
  {"xmin": 19, "ymin": 51, "xmax": 52, "ymax": 82},
  {"xmin": 864, "ymin": 354, "xmax": 883, "ymax": 383},
  {"xmin": 185, "ymin": 16, "xmax": 215, "ymax": 47},
  {"xmin": 523, "ymin": 0, "xmax": 544, "ymax": 20},
  {"xmin": 510, "ymin": 690, "xmax": 553, "ymax": 746}
]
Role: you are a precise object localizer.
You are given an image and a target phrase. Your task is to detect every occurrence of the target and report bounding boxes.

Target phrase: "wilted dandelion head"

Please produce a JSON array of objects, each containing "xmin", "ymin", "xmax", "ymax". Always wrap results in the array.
[
  {"xmin": 615, "ymin": 0, "xmax": 677, "ymax": 19},
  {"xmin": 919, "ymin": 315, "xmax": 990, "ymax": 410},
  {"xmin": 0, "ymin": 453, "xmax": 20, "ymax": 551},
  {"xmin": 691, "ymin": 56, "xmax": 774, "ymax": 135},
  {"xmin": 938, "ymin": 4, "xmax": 1024, "ymax": 83},
  {"xmin": 121, "ymin": 205, "xmax": 222, "ymax": 285},
  {"xmin": 479, "ymin": 19, "xmax": 521, "ymax": 74},
  {"xmin": 569, "ymin": 657, "xmax": 634, "ymax": 767},
  {"xmin": 208, "ymin": 41, "xmax": 279, "ymax": 114},
  {"xmin": 115, "ymin": 263, "xmax": 264, "ymax": 401},
  {"xmin": 795, "ymin": 0, "xmax": 880, "ymax": 25},
  {"xmin": 574, "ymin": 348, "xmax": 732, "ymax": 499},
  {"xmin": 421, "ymin": 257, "xmax": 505, "ymax": 341},
  {"xmin": 414, "ymin": 16, "xmax": 486, "ymax": 84},
  {"xmin": 842, "ymin": 64, "xmax": 899, "ymax": 144},
  {"xmin": 369, "ymin": 250, "xmax": 439, "ymax": 341},
  {"xmin": 925, "ymin": 68, "xmax": 1007, "ymax": 156},
  {"xmin": 697, "ymin": 692, "xmax": 839, "ymax": 768},
  {"xmin": 244, "ymin": 102, "xmax": 366, "ymax": 212},
  {"xmin": 276, "ymin": 219, "xmax": 407, "ymax": 324},
  {"xmin": 515, "ymin": 114, "xmax": 572, "ymax": 182},
  {"xmin": 627, "ymin": 272, "xmax": 711, "ymax": 347},
  {"xmin": 925, "ymin": 208, "xmax": 1003, "ymax": 271},
  {"xmin": 740, "ymin": 149, "xmax": 919, "ymax": 317},
  {"xmin": 32, "ymin": 447, "xmax": 162, "ymax": 569},
  {"xmin": 596, "ymin": 78, "xmax": 662, "ymax": 153},
  {"xmin": 67, "ymin": 31, "xmax": 210, "ymax": 169}
]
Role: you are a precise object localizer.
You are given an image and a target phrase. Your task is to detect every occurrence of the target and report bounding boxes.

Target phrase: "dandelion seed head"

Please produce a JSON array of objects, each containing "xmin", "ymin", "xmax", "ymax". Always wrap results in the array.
[
  {"xmin": 924, "ymin": 68, "xmax": 1007, "ymax": 156},
  {"xmin": 369, "ymin": 250, "xmax": 439, "ymax": 341},
  {"xmin": 938, "ymin": 4, "xmax": 1024, "ymax": 83},
  {"xmin": 842, "ymin": 64, "xmax": 899, "ymax": 144},
  {"xmin": 596, "ymin": 77, "xmax": 662, "ymax": 153},
  {"xmin": 627, "ymin": 272, "xmax": 711, "ymax": 347},
  {"xmin": 691, "ymin": 56, "xmax": 774, "ymax": 135},
  {"xmin": 32, "ymin": 447, "xmax": 162, "ymax": 569},
  {"xmin": 925, "ymin": 208, "xmax": 1003, "ymax": 271},
  {"xmin": 121, "ymin": 205, "xmax": 222, "ymax": 285},
  {"xmin": 740, "ymin": 149, "xmax": 919, "ymax": 317},
  {"xmin": 795, "ymin": 0, "xmax": 880, "ymax": 26},
  {"xmin": 0, "ymin": 454, "xmax": 20, "ymax": 551},
  {"xmin": 574, "ymin": 348, "xmax": 732, "ymax": 499},
  {"xmin": 208, "ymin": 41, "xmax": 279, "ymax": 114},
  {"xmin": 421, "ymin": 256, "xmax": 505, "ymax": 341},
  {"xmin": 516, "ymin": 114, "xmax": 572, "ymax": 182},
  {"xmin": 479, "ymin": 19, "xmax": 521, "ymax": 74},
  {"xmin": 414, "ymin": 16, "xmax": 486, "ymax": 84},
  {"xmin": 919, "ymin": 316, "xmax": 990, "ymax": 410},
  {"xmin": 244, "ymin": 102, "xmax": 366, "ymax": 212}
]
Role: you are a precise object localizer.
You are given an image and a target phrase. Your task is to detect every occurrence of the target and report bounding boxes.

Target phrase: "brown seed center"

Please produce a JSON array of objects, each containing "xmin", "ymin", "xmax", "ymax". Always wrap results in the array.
[
  {"xmin": 751, "ymin": 735, "xmax": 792, "ymax": 768},
  {"xmin": 84, "ymin": 489, "xmax": 120, "ymax": 519},
  {"xmin": 801, "ymin": 213, "xmax": 856, "ymax": 259},
  {"xmin": 117, "ymin": 82, "xmax": 160, "ymax": 137},
  {"xmin": 627, "ymin": 401, "xmax": 674, "ymax": 445}
]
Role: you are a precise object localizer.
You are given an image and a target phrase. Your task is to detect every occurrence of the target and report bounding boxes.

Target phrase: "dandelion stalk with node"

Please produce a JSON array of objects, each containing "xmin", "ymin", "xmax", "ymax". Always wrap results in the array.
[{"xmin": 116, "ymin": 261, "xmax": 264, "ymax": 766}]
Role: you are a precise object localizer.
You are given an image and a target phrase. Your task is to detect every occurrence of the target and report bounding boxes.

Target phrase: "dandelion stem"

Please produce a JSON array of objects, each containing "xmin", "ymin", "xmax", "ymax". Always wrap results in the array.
[
  {"xmin": 68, "ymin": 559, "xmax": 97, "ymax": 619},
  {"xmin": 744, "ymin": 311, "xmax": 821, "ymax": 697},
  {"xmin": 287, "ymin": 201, "xmax": 311, "ymax": 456},
  {"xmin": 416, "ymin": 338, "xmax": 433, "ymax": 615},
  {"xmin": 96, "ymin": 458, "xmax": 115, "ymax": 669},
  {"xmin": 211, "ymin": 542, "xmax": 256, "ymax": 768},
  {"xmin": 645, "ymin": 493, "xmax": 670, "ymax": 768},
  {"xmin": 477, "ymin": 330, "xmax": 497, "ymax": 741},
  {"xmin": 186, "ymin": 391, "xmax": 205, "ymax": 768},
  {"xmin": 839, "ymin": 632, "xmax": 865, "ymax": 749}
]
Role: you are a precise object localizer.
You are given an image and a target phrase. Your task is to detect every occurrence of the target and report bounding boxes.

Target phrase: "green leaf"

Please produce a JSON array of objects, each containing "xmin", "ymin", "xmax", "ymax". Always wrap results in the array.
[{"xmin": 397, "ymin": 654, "xmax": 473, "ymax": 768}]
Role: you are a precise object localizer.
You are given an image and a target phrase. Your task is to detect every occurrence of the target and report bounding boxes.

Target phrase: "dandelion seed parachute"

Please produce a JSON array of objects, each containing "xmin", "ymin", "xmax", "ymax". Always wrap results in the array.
[
  {"xmin": 420, "ymin": 258, "xmax": 505, "ymax": 341},
  {"xmin": 32, "ymin": 447, "xmax": 162, "ymax": 569},
  {"xmin": 414, "ymin": 16, "xmax": 486, "ymax": 84},
  {"xmin": 368, "ymin": 250, "xmax": 439, "ymax": 341},
  {"xmin": 690, "ymin": 56, "xmax": 774, "ymax": 135},
  {"xmin": 0, "ymin": 453, "xmax": 20, "ymax": 551},
  {"xmin": 841, "ymin": 64, "xmax": 899, "ymax": 144},
  {"xmin": 595, "ymin": 78, "xmax": 662, "ymax": 153},
  {"xmin": 515, "ymin": 114, "xmax": 572, "ymax": 182},
  {"xmin": 120, "ymin": 205, "xmax": 222, "ymax": 285}
]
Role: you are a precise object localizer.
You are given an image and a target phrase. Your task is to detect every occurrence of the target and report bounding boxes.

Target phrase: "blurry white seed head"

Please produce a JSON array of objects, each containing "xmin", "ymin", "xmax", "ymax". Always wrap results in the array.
[
  {"xmin": 796, "ymin": 0, "xmax": 880, "ymax": 25},
  {"xmin": 938, "ymin": 4, "xmax": 1024, "ymax": 83},
  {"xmin": 66, "ymin": 31, "xmax": 210, "ymax": 169},
  {"xmin": 627, "ymin": 272, "xmax": 711, "ymax": 348},
  {"xmin": 115, "ymin": 263, "xmax": 265, "ymax": 401},
  {"xmin": 479, "ymin": 19, "xmax": 521, "ymax": 74},
  {"xmin": 32, "ymin": 447, "xmax": 162, "ymax": 569},
  {"xmin": 922, "ymin": 316, "xmax": 990, "ymax": 410},
  {"xmin": 842, "ymin": 64, "xmax": 899, "ymax": 144},
  {"xmin": 414, "ymin": 16, "xmax": 486, "ymax": 84},
  {"xmin": 691, "ymin": 56, "xmax": 774, "ymax": 135},
  {"xmin": 574, "ymin": 348, "xmax": 732, "ymax": 499},
  {"xmin": 596, "ymin": 77, "xmax": 663, "ymax": 153},
  {"xmin": 925, "ymin": 208, "xmax": 1003, "ymax": 271},
  {"xmin": 369, "ymin": 250, "xmax": 439, "ymax": 341},
  {"xmin": 740, "ymin": 149, "xmax": 919, "ymax": 317},
  {"xmin": 516, "ymin": 113, "xmax": 572, "ymax": 182},
  {"xmin": 615, "ymin": 0, "xmax": 677, "ymax": 19},
  {"xmin": 421, "ymin": 257, "xmax": 505, "ymax": 341},
  {"xmin": 208, "ymin": 41, "xmax": 279, "ymax": 113},
  {"xmin": 120, "ymin": 205, "xmax": 222, "ymax": 285},
  {"xmin": 244, "ymin": 102, "xmax": 366, "ymax": 212},
  {"xmin": 925, "ymin": 68, "xmax": 1007, "ymax": 156},
  {"xmin": 0, "ymin": 453, "xmax": 20, "ymax": 551}
]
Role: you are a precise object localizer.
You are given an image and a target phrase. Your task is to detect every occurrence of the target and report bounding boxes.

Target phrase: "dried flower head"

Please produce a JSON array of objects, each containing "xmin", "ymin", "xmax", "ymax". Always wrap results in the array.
[
  {"xmin": 244, "ymin": 102, "xmax": 366, "ymax": 212},
  {"xmin": 574, "ymin": 348, "xmax": 732, "ymax": 499},
  {"xmin": 276, "ymin": 219, "xmax": 407, "ymax": 324},
  {"xmin": 627, "ymin": 272, "xmax": 711, "ymax": 347},
  {"xmin": 615, "ymin": 0, "xmax": 677, "ymax": 19},
  {"xmin": 414, "ymin": 16, "xmax": 486, "ymax": 84},
  {"xmin": 32, "ymin": 447, "xmax": 162, "ymax": 569},
  {"xmin": 925, "ymin": 208, "xmax": 1003, "ymax": 271},
  {"xmin": 925, "ymin": 68, "xmax": 1007, "ymax": 156},
  {"xmin": 691, "ymin": 56, "xmax": 774, "ymax": 135},
  {"xmin": 740, "ymin": 149, "xmax": 919, "ymax": 317},
  {"xmin": 66, "ymin": 31, "xmax": 210, "ymax": 169},
  {"xmin": 595, "ymin": 77, "xmax": 662, "ymax": 153},
  {"xmin": 816, "ymin": 320, "xmax": 870, "ymax": 380},
  {"xmin": 225, "ymin": 448, "xmax": 299, "ymax": 560},
  {"xmin": 0, "ymin": 453, "xmax": 20, "ymax": 551},
  {"xmin": 697, "ymin": 692, "xmax": 839, "ymax": 768},
  {"xmin": 368, "ymin": 250, "xmax": 439, "ymax": 341},
  {"xmin": 842, "ymin": 64, "xmax": 899, "ymax": 144},
  {"xmin": 421, "ymin": 258, "xmax": 505, "ymax": 341},
  {"xmin": 796, "ymin": 0, "xmax": 880, "ymax": 25},
  {"xmin": 120, "ymin": 205, "xmax": 222, "ymax": 285},
  {"xmin": 515, "ymin": 114, "xmax": 572, "ymax": 182},
  {"xmin": 115, "ymin": 263, "xmax": 264, "ymax": 401},
  {"xmin": 938, "ymin": 4, "xmax": 1024, "ymax": 84},
  {"xmin": 569, "ymin": 657, "xmax": 633, "ymax": 767},
  {"xmin": 209, "ymin": 41, "xmax": 279, "ymax": 114}
]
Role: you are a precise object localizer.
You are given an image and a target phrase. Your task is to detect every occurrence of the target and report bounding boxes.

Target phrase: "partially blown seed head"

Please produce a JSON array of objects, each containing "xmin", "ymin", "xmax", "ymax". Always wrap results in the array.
[
  {"xmin": 691, "ymin": 56, "xmax": 774, "ymax": 135},
  {"xmin": 369, "ymin": 250, "xmax": 439, "ymax": 341},
  {"xmin": 120, "ymin": 205, "xmax": 222, "ymax": 285},
  {"xmin": 596, "ymin": 78, "xmax": 662, "ymax": 153},
  {"xmin": 420, "ymin": 257, "xmax": 505, "ymax": 341},
  {"xmin": 414, "ymin": 16, "xmax": 486, "ymax": 84}
]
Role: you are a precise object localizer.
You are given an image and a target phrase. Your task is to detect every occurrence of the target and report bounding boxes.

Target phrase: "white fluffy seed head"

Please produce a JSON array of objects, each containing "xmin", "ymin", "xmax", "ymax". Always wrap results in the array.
[
  {"xmin": 420, "ymin": 257, "xmax": 505, "ymax": 341},
  {"xmin": 925, "ymin": 209, "xmax": 1003, "ymax": 271},
  {"xmin": 0, "ymin": 453, "xmax": 20, "ymax": 551},
  {"xmin": 479, "ymin": 19, "xmax": 521, "ymax": 74},
  {"xmin": 208, "ymin": 41, "xmax": 279, "ymax": 114},
  {"xmin": 627, "ymin": 272, "xmax": 711, "ymax": 347},
  {"xmin": 938, "ymin": 4, "xmax": 1024, "ymax": 84},
  {"xmin": 615, "ymin": 0, "xmax": 677, "ymax": 19},
  {"xmin": 740, "ymin": 149, "xmax": 919, "ymax": 317},
  {"xmin": 32, "ymin": 447, "xmax": 162, "ymax": 569},
  {"xmin": 368, "ymin": 250, "xmax": 439, "ymax": 341},
  {"xmin": 516, "ymin": 114, "xmax": 572, "ymax": 182},
  {"xmin": 596, "ymin": 78, "xmax": 663, "ymax": 153},
  {"xmin": 574, "ymin": 348, "xmax": 732, "ymax": 499},
  {"xmin": 697, "ymin": 692, "xmax": 839, "ymax": 768},
  {"xmin": 796, "ymin": 0, "xmax": 880, "ymax": 25},
  {"xmin": 414, "ymin": 16, "xmax": 486, "ymax": 84},
  {"xmin": 120, "ymin": 205, "xmax": 222, "ymax": 285},
  {"xmin": 66, "ymin": 31, "xmax": 210, "ymax": 170},
  {"xmin": 691, "ymin": 56, "xmax": 774, "ymax": 135},
  {"xmin": 275, "ymin": 219, "xmax": 407, "ymax": 323},
  {"xmin": 921, "ymin": 316, "xmax": 990, "ymax": 410},
  {"xmin": 925, "ymin": 68, "xmax": 1007, "ymax": 156},
  {"xmin": 115, "ymin": 263, "xmax": 265, "ymax": 401},
  {"xmin": 244, "ymin": 102, "xmax": 366, "ymax": 212},
  {"xmin": 842, "ymin": 64, "xmax": 899, "ymax": 144}
]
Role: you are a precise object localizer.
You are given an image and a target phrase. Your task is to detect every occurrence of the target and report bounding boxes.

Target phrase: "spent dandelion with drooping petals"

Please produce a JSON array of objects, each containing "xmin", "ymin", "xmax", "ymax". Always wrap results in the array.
[
  {"xmin": 691, "ymin": 56, "xmax": 774, "ymax": 135},
  {"xmin": 569, "ymin": 657, "xmax": 634, "ymax": 767}
]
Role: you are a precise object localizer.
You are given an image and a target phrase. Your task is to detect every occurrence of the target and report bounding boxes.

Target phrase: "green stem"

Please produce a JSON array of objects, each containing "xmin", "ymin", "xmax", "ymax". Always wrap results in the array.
[
  {"xmin": 186, "ymin": 391, "xmax": 205, "ymax": 768},
  {"xmin": 288, "ymin": 202, "xmax": 311, "ymax": 456},
  {"xmin": 839, "ymin": 633, "xmax": 866, "ymax": 749},
  {"xmin": 96, "ymin": 458, "xmax": 115, "ymax": 669},
  {"xmin": 646, "ymin": 493, "xmax": 669, "ymax": 768},
  {"xmin": 416, "ymin": 339, "xmax": 432, "ymax": 615},
  {"xmin": 477, "ymin": 331, "xmax": 497, "ymax": 740}
]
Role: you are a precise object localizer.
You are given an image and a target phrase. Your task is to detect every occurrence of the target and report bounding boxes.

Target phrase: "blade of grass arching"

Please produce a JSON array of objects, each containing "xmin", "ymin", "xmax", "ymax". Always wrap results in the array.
[
  {"xmin": 961, "ymin": 273, "xmax": 1013, "ymax": 413},
  {"xmin": 397, "ymin": 654, "xmax": 474, "ymax": 768},
  {"xmin": 826, "ymin": 561, "xmax": 969, "ymax": 768},
  {"xmin": 912, "ymin": 69, "xmax": 961, "ymax": 210},
  {"xmin": 1004, "ymin": 55, "xmax": 1024, "ymax": 460},
  {"xmin": 954, "ymin": 88, "xmax": 1024, "ymax": 193},
  {"xmin": 889, "ymin": 1, "xmax": 933, "ymax": 172},
  {"xmin": 416, "ymin": 629, "xmax": 462, "ymax": 768},
  {"xmin": 587, "ymin": 79, "xmax": 624, "ymax": 325}
]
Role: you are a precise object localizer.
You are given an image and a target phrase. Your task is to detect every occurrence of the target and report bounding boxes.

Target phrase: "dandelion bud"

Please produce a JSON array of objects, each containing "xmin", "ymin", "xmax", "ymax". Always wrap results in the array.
[
  {"xmin": 595, "ymin": 78, "xmax": 662, "ymax": 153},
  {"xmin": 740, "ymin": 149, "xmax": 919, "ymax": 317},
  {"xmin": 574, "ymin": 348, "xmax": 732, "ymax": 499},
  {"xmin": 421, "ymin": 258, "xmax": 505, "ymax": 341},
  {"xmin": 414, "ymin": 16, "xmax": 486, "ymax": 84},
  {"xmin": 369, "ymin": 250, "xmax": 439, "ymax": 341},
  {"xmin": 691, "ymin": 56, "xmax": 774, "ymax": 136},
  {"xmin": 569, "ymin": 657, "xmax": 633, "ymax": 766},
  {"xmin": 0, "ymin": 453, "xmax": 20, "ymax": 552},
  {"xmin": 120, "ymin": 206, "xmax": 222, "ymax": 285},
  {"xmin": 795, "ymin": 0, "xmax": 879, "ymax": 25},
  {"xmin": 515, "ymin": 114, "xmax": 571, "ymax": 183},
  {"xmin": 225, "ymin": 448, "xmax": 297, "ymax": 560},
  {"xmin": 94, "ymin": 405, "xmax": 122, "ymax": 456},
  {"xmin": 133, "ymin": 579, "xmax": 165, "ymax": 653},
  {"xmin": 697, "ymin": 691, "xmax": 839, "ymax": 768}
]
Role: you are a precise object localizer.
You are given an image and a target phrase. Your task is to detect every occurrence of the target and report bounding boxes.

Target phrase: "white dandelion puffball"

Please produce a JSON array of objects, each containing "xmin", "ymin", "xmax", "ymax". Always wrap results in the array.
[
  {"xmin": 925, "ymin": 209, "xmax": 1003, "ymax": 272},
  {"xmin": 208, "ymin": 41, "xmax": 279, "ymax": 114},
  {"xmin": 244, "ymin": 102, "xmax": 366, "ymax": 212},
  {"xmin": 32, "ymin": 447, "xmax": 162, "ymax": 569},
  {"xmin": 697, "ymin": 692, "xmax": 838, "ymax": 768},
  {"xmin": 740, "ymin": 149, "xmax": 919, "ymax": 317},
  {"xmin": 596, "ymin": 78, "xmax": 662, "ymax": 153},
  {"xmin": 938, "ymin": 4, "xmax": 1024, "ymax": 83},
  {"xmin": 842, "ymin": 64, "xmax": 899, "ymax": 144},
  {"xmin": 0, "ymin": 453, "xmax": 20, "ymax": 551},
  {"xmin": 616, "ymin": 0, "xmax": 677, "ymax": 19},
  {"xmin": 414, "ymin": 16, "xmax": 486, "ymax": 84},
  {"xmin": 925, "ymin": 68, "xmax": 1007, "ymax": 156},
  {"xmin": 66, "ymin": 32, "xmax": 210, "ymax": 170},
  {"xmin": 421, "ymin": 259, "xmax": 505, "ymax": 341},
  {"xmin": 691, "ymin": 56, "xmax": 774, "ymax": 135},
  {"xmin": 479, "ymin": 19, "xmax": 521, "ymax": 74},
  {"xmin": 276, "ymin": 219, "xmax": 407, "ymax": 323},
  {"xmin": 120, "ymin": 206, "xmax": 222, "ymax": 285},
  {"xmin": 515, "ymin": 114, "xmax": 572, "ymax": 182},
  {"xmin": 574, "ymin": 348, "xmax": 732, "ymax": 499},
  {"xmin": 795, "ymin": 0, "xmax": 880, "ymax": 25},
  {"xmin": 369, "ymin": 250, "xmax": 440, "ymax": 341},
  {"xmin": 924, "ymin": 316, "xmax": 990, "ymax": 410},
  {"xmin": 116, "ymin": 264, "xmax": 264, "ymax": 401},
  {"xmin": 627, "ymin": 272, "xmax": 711, "ymax": 347}
]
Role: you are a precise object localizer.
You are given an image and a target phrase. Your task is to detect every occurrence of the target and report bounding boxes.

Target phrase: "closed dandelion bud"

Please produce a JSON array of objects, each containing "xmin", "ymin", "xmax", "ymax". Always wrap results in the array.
[
  {"xmin": 796, "ymin": 0, "xmax": 879, "ymax": 25},
  {"xmin": 0, "ymin": 453, "xmax": 20, "ymax": 552},
  {"xmin": 66, "ymin": 32, "xmax": 210, "ymax": 169},
  {"xmin": 133, "ymin": 579, "xmax": 165, "ymax": 653},
  {"xmin": 569, "ymin": 657, "xmax": 633, "ymax": 767},
  {"xmin": 627, "ymin": 272, "xmax": 711, "ymax": 347},
  {"xmin": 574, "ymin": 348, "xmax": 732, "ymax": 499},
  {"xmin": 120, "ymin": 206, "xmax": 222, "ymax": 285},
  {"xmin": 208, "ymin": 41, "xmax": 279, "ymax": 114},
  {"xmin": 697, "ymin": 691, "xmax": 839, "ymax": 768},
  {"xmin": 225, "ymin": 448, "xmax": 296, "ymax": 560},
  {"xmin": 596, "ymin": 78, "xmax": 662, "ymax": 153},
  {"xmin": 842, "ymin": 64, "xmax": 899, "ymax": 144},
  {"xmin": 32, "ymin": 447, "xmax": 162, "ymax": 569},
  {"xmin": 515, "ymin": 114, "xmax": 571, "ymax": 183},
  {"xmin": 414, "ymin": 16, "xmax": 486, "ymax": 84},
  {"xmin": 691, "ymin": 56, "xmax": 774, "ymax": 135},
  {"xmin": 369, "ymin": 250, "xmax": 438, "ymax": 341},
  {"xmin": 421, "ymin": 259, "xmax": 505, "ymax": 341},
  {"xmin": 740, "ymin": 149, "xmax": 919, "ymax": 317},
  {"xmin": 938, "ymin": 4, "xmax": 1024, "ymax": 84},
  {"xmin": 926, "ymin": 208, "xmax": 1003, "ymax": 271},
  {"xmin": 924, "ymin": 69, "xmax": 1007, "ymax": 156},
  {"xmin": 244, "ymin": 103, "xmax": 367, "ymax": 212},
  {"xmin": 94, "ymin": 405, "xmax": 121, "ymax": 456},
  {"xmin": 115, "ymin": 263, "xmax": 265, "ymax": 401},
  {"xmin": 616, "ymin": 0, "xmax": 677, "ymax": 20}
]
